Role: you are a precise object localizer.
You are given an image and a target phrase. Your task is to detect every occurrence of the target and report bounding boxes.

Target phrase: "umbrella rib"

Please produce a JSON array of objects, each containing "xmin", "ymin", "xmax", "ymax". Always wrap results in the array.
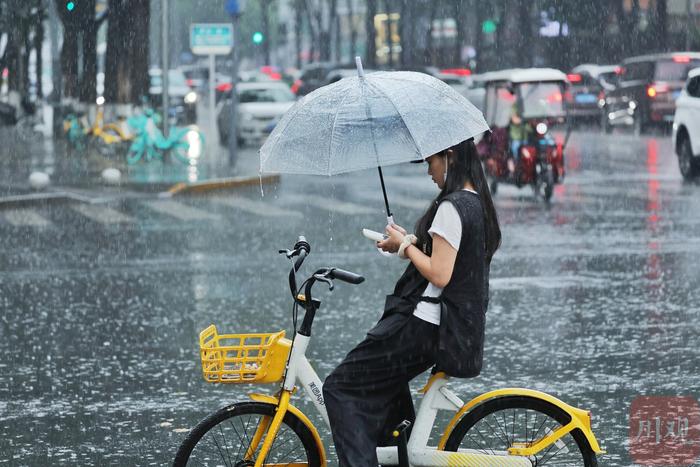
[
  {"xmin": 327, "ymin": 88, "xmax": 356, "ymax": 175},
  {"xmin": 379, "ymin": 74, "xmax": 486, "ymax": 122},
  {"xmin": 366, "ymin": 80, "xmax": 422, "ymax": 159},
  {"xmin": 260, "ymin": 87, "xmax": 334, "ymax": 173}
]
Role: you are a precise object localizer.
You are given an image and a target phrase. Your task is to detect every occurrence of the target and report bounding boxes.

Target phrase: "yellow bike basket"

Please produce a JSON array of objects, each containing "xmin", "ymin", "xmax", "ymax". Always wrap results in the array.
[{"xmin": 199, "ymin": 325, "xmax": 291, "ymax": 384}]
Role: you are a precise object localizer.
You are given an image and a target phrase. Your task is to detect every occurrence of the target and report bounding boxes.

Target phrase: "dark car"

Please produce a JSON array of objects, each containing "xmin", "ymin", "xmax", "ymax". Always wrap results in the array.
[
  {"xmin": 567, "ymin": 64, "xmax": 619, "ymax": 124},
  {"xmin": 148, "ymin": 69, "xmax": 198, "ymax": 124},
  {"xmin": 296, "ymin": 62, "xmax": 353, "ymax": 95},
  {"xmin": 602, "ymin": 52, "xmax": 700, "ymax": 134}
]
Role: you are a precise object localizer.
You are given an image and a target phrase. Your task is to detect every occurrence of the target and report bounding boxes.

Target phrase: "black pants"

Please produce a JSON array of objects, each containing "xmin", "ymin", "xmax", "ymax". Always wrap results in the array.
[{"xmin": 323, "ymin": 313, "xmax": 439, "ymax": 467}]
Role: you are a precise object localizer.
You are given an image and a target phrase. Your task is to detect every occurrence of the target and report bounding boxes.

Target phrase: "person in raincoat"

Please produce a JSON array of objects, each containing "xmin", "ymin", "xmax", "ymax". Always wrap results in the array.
[{"xmin": 322, "ymin": 137, "xmax": 502, "ymax": 467}]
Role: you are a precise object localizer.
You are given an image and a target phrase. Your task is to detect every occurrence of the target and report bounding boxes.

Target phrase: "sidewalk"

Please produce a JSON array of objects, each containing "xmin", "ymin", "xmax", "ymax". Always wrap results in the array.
[{"xmin": 0, "ymin": 121, "xmax": 266, "ymax": 203}]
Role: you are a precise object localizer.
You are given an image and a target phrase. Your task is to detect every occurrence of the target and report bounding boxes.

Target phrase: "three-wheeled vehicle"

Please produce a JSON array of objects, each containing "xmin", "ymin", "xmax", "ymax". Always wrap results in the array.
[{"xmin": 476, "ymin": 68, "xmax": 570, "ymax": 201}]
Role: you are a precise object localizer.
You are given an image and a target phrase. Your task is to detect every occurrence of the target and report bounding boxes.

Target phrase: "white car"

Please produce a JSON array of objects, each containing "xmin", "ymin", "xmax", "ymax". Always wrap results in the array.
[
  {"xmin": 217, "ymin": 82, "xmax": 296, "ymax": 146},
  {"xmin": 673, "ymin": 67, "xmax": 700, "ymax": 180}
]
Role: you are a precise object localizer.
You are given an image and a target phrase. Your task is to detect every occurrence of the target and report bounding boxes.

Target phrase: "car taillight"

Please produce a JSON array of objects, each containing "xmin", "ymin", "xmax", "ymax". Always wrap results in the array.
[
  {"xmin": 567, "ymin": 73, "xmax": 582, "ymax": 83},
  {"xmin": 291, "ymin": 79, "xmax": 302, "ymax": 94},
  {"xmin": 186, "ymin": 78, "xmax": 195, "ymax": 87},
  {"xmin": 647, "ymin": 83, "xmax": 669, "ymax": 98},
  {"xmin": 440, "ymin": 68, "xmax": 471, "ymax": 76},
  {"xmin": 673, "ymin": 55, "xmax": 691, "ymax": 63},
  {"xmin": 216, "ymin": 82, "xmax": 233, "ymax": 93},
  {"xmin": 563, "ymin": 90, "xmax": 573, "ymax": 103}
]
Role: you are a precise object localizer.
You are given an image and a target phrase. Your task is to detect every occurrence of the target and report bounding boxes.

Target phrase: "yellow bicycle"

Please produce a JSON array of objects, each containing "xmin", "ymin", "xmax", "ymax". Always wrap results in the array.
[
  {"xmin": 62, "ymin": 105, "xmax": 132, "ymax": 157},
  {"xmin": 173, "ymin": 236, "xmax": 604, "ymax": 466}
]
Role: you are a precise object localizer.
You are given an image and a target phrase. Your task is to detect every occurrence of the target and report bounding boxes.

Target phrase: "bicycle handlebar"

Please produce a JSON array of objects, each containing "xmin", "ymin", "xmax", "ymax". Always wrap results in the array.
[
  {"xmin": 328, "ymin": 268, "xmax": 365, "ymax": 285},
  {"xmin": 281, "ymin": 237, "xmax": 365, "ymax": 304},
  {"xmin": 293, "ymin": 236, "xmax": 310, "ymax": 272}
]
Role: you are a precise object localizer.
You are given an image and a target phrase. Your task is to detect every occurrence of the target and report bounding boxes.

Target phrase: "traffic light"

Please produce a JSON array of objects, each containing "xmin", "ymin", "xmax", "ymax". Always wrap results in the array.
[
  {"xmin": 252, "ymin": 31, "xmax": 264, "ymax": 45},
  {"xmin": 482, "ymin": 19, "xmax": 497, "ymax": 34},
  {"xmin": 63, "ymin": 0, "xmax": 76, "ymax": 12}
]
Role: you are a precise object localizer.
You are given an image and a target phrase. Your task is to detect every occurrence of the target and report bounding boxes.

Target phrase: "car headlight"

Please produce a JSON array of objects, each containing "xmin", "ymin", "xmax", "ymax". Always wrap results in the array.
[
  {"xmin": 536, "ymin": 122, "xmax": 548, "ymax": 135},
  {"xmin": 184, "ymin": 91, "xmax": 198, "ymax": 104}
]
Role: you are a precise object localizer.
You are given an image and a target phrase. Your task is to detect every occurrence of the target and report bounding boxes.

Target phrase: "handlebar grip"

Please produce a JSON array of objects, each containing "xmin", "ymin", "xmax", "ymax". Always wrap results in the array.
[
  {"xmin": 329, "ymin": 268, "xmax": 365, "ymax": 285},
  {"xmin": 293, "ymin": 236, "xmax": 311, "ymax": 271}
]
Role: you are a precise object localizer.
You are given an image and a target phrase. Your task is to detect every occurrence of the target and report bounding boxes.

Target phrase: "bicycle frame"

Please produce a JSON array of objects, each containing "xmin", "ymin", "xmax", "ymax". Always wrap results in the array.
[{"xmin": 249, "ymin": 331, "xmax": 533, "ymax": 467}]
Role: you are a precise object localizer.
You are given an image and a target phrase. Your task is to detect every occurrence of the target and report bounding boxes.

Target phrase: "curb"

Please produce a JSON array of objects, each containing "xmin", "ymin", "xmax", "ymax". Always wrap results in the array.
[
  {"xmin": 0, "ymin": 191, "xmax": 100, "ymax": 209},
  {"xmin": 161, "ymin": 174, "xmax": 280, "ymax": 197}
]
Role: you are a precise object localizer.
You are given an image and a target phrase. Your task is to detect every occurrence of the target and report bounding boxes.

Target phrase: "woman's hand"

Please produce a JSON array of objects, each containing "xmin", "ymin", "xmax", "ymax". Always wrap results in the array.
[{"xmin": 377, "ymin": 224, "xmax": 407, "ymax": 253}]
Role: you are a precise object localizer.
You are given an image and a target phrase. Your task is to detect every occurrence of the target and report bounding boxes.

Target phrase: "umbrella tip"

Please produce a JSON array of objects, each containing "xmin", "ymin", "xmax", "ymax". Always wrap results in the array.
[{"xmin": 355, "ymin": 56, "xmax": 364, "ymax": 78}]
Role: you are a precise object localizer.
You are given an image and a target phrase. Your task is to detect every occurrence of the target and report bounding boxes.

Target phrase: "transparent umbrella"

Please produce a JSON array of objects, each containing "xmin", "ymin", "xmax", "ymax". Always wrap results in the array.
[{"xmin": 259, "ymin": 57, "xmax": 489, "ymax": 221}]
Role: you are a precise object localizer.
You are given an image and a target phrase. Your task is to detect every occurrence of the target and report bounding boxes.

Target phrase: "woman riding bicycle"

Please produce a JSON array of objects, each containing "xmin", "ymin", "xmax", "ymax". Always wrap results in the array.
[{"xmin": 322, "ymin": 137, "xmax": 501, "ymax": 466}]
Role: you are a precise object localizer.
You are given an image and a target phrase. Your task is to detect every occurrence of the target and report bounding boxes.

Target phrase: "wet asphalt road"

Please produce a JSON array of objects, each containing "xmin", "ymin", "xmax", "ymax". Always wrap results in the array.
[{"xmin": 1, "ymin": 130, "xmax": 699, "ymax": 466}]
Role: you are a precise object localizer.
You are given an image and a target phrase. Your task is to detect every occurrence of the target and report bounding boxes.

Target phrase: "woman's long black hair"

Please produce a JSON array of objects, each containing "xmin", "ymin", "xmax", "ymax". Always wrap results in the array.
[{"xmin": 414, "ymin": 138, "xmax": 501, "ymax": 263}]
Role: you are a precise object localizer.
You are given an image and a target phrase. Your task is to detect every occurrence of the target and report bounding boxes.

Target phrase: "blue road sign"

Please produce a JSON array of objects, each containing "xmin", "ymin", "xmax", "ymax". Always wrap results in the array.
[{"xmin": 190, "ymin": 23, "xmax": 234, "ymax": 55}]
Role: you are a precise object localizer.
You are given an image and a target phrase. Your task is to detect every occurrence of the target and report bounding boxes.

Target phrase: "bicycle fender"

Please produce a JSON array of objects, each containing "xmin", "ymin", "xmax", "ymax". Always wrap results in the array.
[
  {"xmin": 249, "ymin": 393, "xmax": 327, "ymax": 466},
  {"xmin": 437, "ymin": 388, "xmax": 605, "ymax": 454}
]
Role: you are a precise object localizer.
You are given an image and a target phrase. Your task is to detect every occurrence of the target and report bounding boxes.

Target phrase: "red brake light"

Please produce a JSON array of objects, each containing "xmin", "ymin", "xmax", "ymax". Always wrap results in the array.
[
  {"xmin": 269, "ymin": 72, "xmax": 282, "ymax": 80},
  {"xmin": 216, "ymin": 82, "xmax": 233, "ymax": 92},
  {"xmin": 567, "ymin": 73, "xmax": 582, "ymax": 83},
  {"xmin": 291, "ymin": 79, "xmax": 302, "ymax": 94},
  {"xmin": 673, "ymin": 55, "xmax": 691, "ymax": 63},
  {"xmin": 440, "ymin": 68, "xmax": 471, "ymax": 76},
  {"xmin": 616, "ymin": 66, "xmax": 624, "ymax": 75},
  {"xmin": 186, "ymin": 79, "xmax": 195, "ymax": 87}
]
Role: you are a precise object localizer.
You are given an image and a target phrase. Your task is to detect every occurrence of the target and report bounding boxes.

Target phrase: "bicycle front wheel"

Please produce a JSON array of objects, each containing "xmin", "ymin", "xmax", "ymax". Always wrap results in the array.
[
  {"xmin": 173, "ymin": 402, "xmax": 322, "ymax": 467},
  {"xmin": 444, "ymin": 396, "xmax": 598, "ymax": 466}
]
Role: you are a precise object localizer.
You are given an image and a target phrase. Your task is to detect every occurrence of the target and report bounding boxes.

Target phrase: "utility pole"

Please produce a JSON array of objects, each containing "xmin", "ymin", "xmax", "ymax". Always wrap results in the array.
[
  {"xmin": 161, "ymin": 0, "xmax": 169, "ymax": 136},
  {"xmin": 227, "ymin": 0, "xmax": 244, "ymax": 169},
  {"xmin": 47, "ymin": 0, "xmax": 63, "ymax": 136},
  {"xmin": 687, "ymin": 0, "xmax": 693, "ymax": 50}
]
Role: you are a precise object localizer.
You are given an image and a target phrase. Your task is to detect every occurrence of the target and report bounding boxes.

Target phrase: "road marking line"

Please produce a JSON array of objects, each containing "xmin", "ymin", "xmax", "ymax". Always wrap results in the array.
[
  {"xmin": 282, "ymin": 194, "xmax": 376, "ymax": 215},
  {"xmin": 144, "ymin": 200, "xmax": 221, "ymax": 221},
  {"xmin": 71, "ymin": 204, "xmax": 134, "ymax": 225},
  {"xmin": 210, "ymin": 196, "xmax": 302, "ymax": 218},
  {"xmin": 3, "ymin": 209, "xmax": 52, "ymax": 227}
]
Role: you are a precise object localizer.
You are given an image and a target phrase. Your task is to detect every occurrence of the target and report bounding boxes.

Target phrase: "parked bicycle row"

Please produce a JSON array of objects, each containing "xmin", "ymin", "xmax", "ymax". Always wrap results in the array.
[{"xmin": 60, "ymin": 101, "xmax": 204, "ymax": 166}]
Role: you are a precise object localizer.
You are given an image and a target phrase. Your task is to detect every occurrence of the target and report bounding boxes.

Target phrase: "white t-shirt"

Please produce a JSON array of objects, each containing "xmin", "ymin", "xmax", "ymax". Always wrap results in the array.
[{"xmin": 413, "ymin": 189, "xmax": 477, "ymax": 325}]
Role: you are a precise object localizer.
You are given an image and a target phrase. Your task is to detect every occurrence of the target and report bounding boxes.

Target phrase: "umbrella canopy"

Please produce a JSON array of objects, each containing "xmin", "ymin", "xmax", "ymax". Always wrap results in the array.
[{"xmin": 259, "ymin": 66, "xmax": 489, "ymax": 176}]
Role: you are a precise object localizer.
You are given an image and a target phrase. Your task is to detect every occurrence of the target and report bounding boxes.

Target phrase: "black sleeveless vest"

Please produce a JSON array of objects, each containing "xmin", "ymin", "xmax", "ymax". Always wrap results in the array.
[{"xmin": 381, "ymin": 190, "xmax": 488, "ymax": 378}]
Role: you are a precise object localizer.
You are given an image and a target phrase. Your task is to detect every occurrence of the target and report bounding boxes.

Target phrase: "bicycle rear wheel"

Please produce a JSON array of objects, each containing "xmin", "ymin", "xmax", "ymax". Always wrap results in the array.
[
  {"xmin": 173, "ymin": 402, "xmax": 322, "ymax": 467},
  {"xmin": 444, "ymin": 396, "xmax": 598, "ymax": 466}
]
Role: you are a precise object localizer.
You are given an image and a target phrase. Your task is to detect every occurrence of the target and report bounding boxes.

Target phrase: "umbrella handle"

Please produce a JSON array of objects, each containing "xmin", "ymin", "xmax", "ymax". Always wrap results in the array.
[{"xmin": 377, "ymin": 247, "xmax": 395, "ymax": 258}]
